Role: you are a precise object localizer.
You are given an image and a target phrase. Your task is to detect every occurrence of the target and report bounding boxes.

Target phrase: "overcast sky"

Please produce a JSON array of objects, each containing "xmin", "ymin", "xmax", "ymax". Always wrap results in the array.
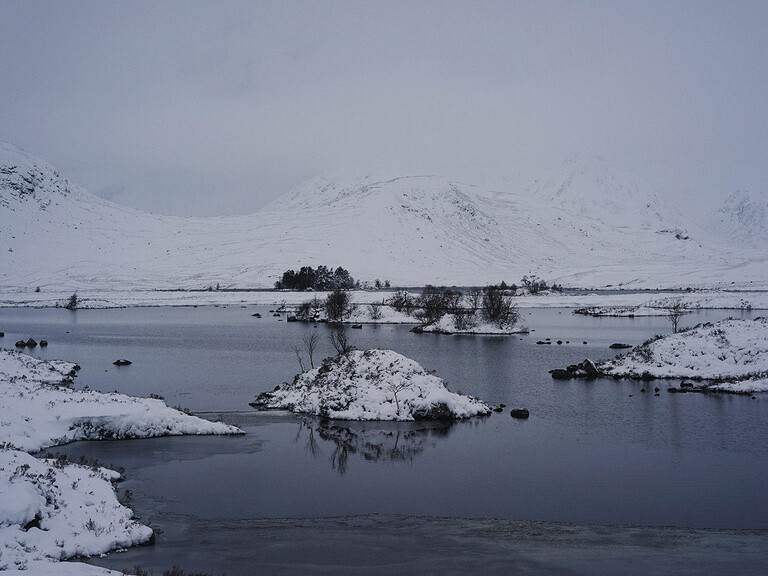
[{"xmin": 1, "ymin": 1, "xmax": 766, "ymax": 216}]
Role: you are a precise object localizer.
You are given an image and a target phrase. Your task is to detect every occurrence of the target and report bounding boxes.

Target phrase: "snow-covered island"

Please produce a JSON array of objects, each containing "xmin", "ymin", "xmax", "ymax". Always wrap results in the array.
[
  {"xmin": 556, "ymin": 318, "xmax": 768, "ymax": 393},
  {"xmin": 251, "ymin": 349, "xmax": 491, "ymax": 421},
  {"xmin": 0, "ymin": 349, "xmax": 242, "ymax": 573},
  {"xmin": 412, "ymin": 313, "xmax": 527, "ymax": 335}
]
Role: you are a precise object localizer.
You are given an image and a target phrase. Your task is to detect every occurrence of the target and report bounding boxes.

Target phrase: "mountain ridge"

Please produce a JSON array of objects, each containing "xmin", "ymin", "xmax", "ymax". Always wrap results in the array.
[{"xmin": 1, "ymin": 142, "xmax": 766, "ymax": 291}]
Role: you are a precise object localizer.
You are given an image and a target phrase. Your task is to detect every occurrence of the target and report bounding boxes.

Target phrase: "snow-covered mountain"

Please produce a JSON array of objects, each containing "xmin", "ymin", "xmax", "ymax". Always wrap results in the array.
[
  {"xmin": 709, "ymin": 191, "xmax": 768, "ymax": 248},
  {"xmin": 1, "ymin": 141, "xmax": 766, "ymax": 292}
]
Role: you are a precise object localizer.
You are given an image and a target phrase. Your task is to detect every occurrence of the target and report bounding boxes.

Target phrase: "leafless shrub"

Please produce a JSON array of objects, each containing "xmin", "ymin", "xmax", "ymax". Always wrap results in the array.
[
  {"xmin": 368, "ymin": 303, "xmax": 383, "ymax": 320},
  {"xmin": 329, "ymin": 326, "xmax": 355, "ymax": 355}
]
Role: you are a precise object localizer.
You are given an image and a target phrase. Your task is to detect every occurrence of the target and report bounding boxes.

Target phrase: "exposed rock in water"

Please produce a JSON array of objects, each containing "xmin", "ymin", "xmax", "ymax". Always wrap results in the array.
[
  {"xmin": 550, "ymin": 369, "xmax": 573, "ymax": 380},
  {"xmin": 609, "ymin": 343, "xmax": 632, "ymax": 349},
  {"xmin": 15, "ymin": 340, "xmax": 26, "ymax": 348},
  {"xmin": 113, "ymin": 359, "xmax": 132, "ymax": 366},
  {"xmin": 510, "ymin": 408, "xmax": 530, "ymax": 419},
  {"xmin": 39, "ymin": 340, "xmax": 48, "ymax": 347},
  {"xmin": 25, "ymin": 338, "xmax": 37, "ymax": 348}
]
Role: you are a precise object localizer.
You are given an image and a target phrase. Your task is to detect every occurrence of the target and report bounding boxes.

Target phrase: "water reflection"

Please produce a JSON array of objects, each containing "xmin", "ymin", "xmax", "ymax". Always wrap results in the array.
[{"xmin": 295, "ymin": 417, "xmax": 453, "ymax": 474}]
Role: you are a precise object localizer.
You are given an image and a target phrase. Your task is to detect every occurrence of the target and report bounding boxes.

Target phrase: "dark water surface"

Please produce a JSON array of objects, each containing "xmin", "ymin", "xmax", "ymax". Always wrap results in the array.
[{"xmin": 2, "ymin": 306, "xmax": 767, "ymax": 574}]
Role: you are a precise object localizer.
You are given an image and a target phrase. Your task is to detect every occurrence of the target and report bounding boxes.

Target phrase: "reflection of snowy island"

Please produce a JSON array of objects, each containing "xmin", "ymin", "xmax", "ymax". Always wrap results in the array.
[
  {"xmin": 0, "ymin": 349, "xmax": 241, "ymax": 574},
  {"xmin": 597, "ymin": 318, "xmax": 768, "ymax": 393},
  {"xmin": 296, "ymin": 418, "xmax": 453, "ymax": 474},
  {"xmin": 251, "ymin": 349, "xmax": 490, "ymax": 421}
]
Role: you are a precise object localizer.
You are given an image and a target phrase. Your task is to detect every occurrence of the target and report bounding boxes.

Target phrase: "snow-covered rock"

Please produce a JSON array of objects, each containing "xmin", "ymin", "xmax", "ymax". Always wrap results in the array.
[
  {"xmin": 0, "ymin": 348, "xmax": 241, "ymax": 452},
  {"xmin": 0, "ymin": 450, "xmax": 151, "ymax": 571},
  {"xmin": 251, "ymin": 349, "xmax": 491, "ymax": 421},
  {"xmin": 598, "ymin": 318, "xmax": 768, "ymax": 386}
]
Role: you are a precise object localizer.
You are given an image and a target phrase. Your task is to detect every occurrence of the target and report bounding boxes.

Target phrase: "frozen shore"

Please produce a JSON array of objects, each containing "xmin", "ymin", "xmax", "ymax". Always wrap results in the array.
[
  {"xmin": 0, "ymin": 348, "xmax": 242, "ymax": 572},
  {"xmin": 1, "ymin": 287, "xmax": 767, "ymax": 310}
]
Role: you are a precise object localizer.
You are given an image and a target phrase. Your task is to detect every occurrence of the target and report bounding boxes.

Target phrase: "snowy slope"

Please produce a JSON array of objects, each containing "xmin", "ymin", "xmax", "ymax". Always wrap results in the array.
[
  {"xmin": 709, "ymin": 191, "xmax": 768, "ymax": 248},
  {"xmin": 1, "ymin": 142, "xmax": 767, "ymax": 292}
]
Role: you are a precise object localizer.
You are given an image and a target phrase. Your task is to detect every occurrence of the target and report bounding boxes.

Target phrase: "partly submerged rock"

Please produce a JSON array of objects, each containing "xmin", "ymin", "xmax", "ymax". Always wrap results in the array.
[
  {"xmin": 250, "ymin": 349, "xmax": 490, "ymax": 421},
  {"xmin": 510, "ymin": 408, "xmax": 530, "ymax": 419},
  {"xmin": 609, "ymin": 343, "xmax": 632, "ymax": 349},
  {"xmin": 113, "ymin": 359, "xmax": 132, "ymax": 366}
]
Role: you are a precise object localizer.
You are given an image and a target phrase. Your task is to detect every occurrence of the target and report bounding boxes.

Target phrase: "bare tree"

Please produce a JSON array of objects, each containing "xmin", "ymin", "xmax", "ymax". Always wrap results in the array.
[
  {"xmin": 664, "ymin": 298, "xmax": 686, "ymax": 333},
  {"xmin": 302, "ymin": 332, "xmax": 321, "ymax": 368},
  {"xmin": 466, "ymin": 288, "xmax": 483, "ymax": 313},
  {"xmin": 388, "ymin": 380, "xmax": 412, "ymax": 416},
  {"xmin": 292, "ymin": 343, "xmax": 306, "ymax": 372},
  {"xmin": 521, "ymin": 275, "xmax": 547, "ymax": 295},
  {"xmin": 329, "ymin": 326, "xmax": 354, "ymax": 355}
]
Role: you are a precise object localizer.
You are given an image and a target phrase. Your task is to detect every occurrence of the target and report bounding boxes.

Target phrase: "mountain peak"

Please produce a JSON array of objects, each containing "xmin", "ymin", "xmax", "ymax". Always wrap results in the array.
[
  {"xmin": 0, "ymin": 141, "xmax": 75, "ymax": 208},
  {"xmin": 525, "ymin": 157, "xmax": 681, "ymax": 230}
]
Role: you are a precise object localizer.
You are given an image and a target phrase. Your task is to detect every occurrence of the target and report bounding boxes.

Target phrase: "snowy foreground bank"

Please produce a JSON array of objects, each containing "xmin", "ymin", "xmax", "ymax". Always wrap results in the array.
[
  {"xmin": 0, "ymin": 349, "xmax": 240, "ymax": 452},
  {"xmin": 251, "ymin": 349, "xmax": 491, "ymax": 421},
  {"xmin": 0, "ymin": 349, "xmax": 241, "ymax": 573},
  {"xmin": 596, "ymin": 318, "xmax": 768, "ymax": 393}
]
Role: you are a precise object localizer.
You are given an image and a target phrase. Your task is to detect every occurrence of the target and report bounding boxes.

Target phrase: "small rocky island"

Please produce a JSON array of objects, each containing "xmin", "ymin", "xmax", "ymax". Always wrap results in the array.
[
  {"xmin": 552, "ymin": 317, "xmax": 768, "ymax": 394},
  {"xmin": 251, "ymin": 349, "xmax": 491, "ymax": 421}
]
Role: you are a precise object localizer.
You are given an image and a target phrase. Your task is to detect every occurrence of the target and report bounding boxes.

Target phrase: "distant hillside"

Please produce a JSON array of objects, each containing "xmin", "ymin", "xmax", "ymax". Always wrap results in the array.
[{"xmin": 1, "ymin": 142, "xmax": 767, "ymax": 292}]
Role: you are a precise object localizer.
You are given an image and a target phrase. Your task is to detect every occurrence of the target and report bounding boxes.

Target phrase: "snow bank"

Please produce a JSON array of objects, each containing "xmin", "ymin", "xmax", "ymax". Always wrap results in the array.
[
  {"xmin": 0, "ymin": 450, "xmax": 151, "ymax": 571},
  {"xmin": 251, "ymin": 349, "xmax": 490, "ymax": 421},
  {"xmin": 0, "ymin": 349, "xmax": 241, "ymax": 453},
  {"xmin": 598, "ymin": 318, "xmax": 768, "ymax": 389},
  {"xmin": 3, "ymin": 562, "xmax": 122, "ymax": 575}
]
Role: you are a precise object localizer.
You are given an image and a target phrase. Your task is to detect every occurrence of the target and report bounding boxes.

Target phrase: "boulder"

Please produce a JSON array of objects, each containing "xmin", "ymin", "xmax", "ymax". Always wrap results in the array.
[
  {"xmin": 510, "ymin": 408, "xmax": 530, "ymax": 419},
  {"xmin": 39, "ymin": 340, "xmax": 48, "ymax": 347},
  {"xmin": 25, "ymin": 338, "xmax": 38, "ymax": 348},
  {"xmin": 609, "ymin": 343, "xmax": 632, "ymax": 349},
  {"xmin": 15, "ymin": 340, "xmax": 26, "ymax": 347},
  {"xmin": 113, "ymin": 359, "xmax": 132, "ymax": 366},
  {"xmin": 550, "ymin": 369, "xmax": 573, "ymax": 380}
]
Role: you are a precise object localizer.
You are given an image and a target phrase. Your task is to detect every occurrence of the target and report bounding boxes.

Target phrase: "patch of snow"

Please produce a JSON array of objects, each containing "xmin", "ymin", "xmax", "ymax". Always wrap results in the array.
[{"xmin": 252, "ymin": 349, "xmax": 490, "ymax": 421}]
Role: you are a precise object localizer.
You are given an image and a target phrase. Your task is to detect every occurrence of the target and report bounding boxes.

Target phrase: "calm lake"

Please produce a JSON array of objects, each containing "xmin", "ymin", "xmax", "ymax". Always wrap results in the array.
[{"xmin": 1, "ymin": 305, "xmax": 766, "ymax": 575}]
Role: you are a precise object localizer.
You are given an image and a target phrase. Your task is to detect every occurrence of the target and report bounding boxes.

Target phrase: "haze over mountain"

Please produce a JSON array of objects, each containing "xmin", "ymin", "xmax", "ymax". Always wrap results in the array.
[{"xmin": 1, "ymin": 142, "xmax": 766, "ymax": 292}]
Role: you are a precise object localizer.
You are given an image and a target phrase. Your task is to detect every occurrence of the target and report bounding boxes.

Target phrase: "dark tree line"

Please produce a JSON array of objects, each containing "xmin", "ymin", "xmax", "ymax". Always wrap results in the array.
[{"xmin": 275, "ymin": 266, "xmax": 355, "ymax": 291}]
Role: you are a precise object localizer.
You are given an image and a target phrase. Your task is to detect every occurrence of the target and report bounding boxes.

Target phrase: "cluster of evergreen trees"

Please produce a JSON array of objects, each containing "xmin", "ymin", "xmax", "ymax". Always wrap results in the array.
[{"xmin": 275, "ymin": 266, "xmax": 355, "ymax": 291}]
